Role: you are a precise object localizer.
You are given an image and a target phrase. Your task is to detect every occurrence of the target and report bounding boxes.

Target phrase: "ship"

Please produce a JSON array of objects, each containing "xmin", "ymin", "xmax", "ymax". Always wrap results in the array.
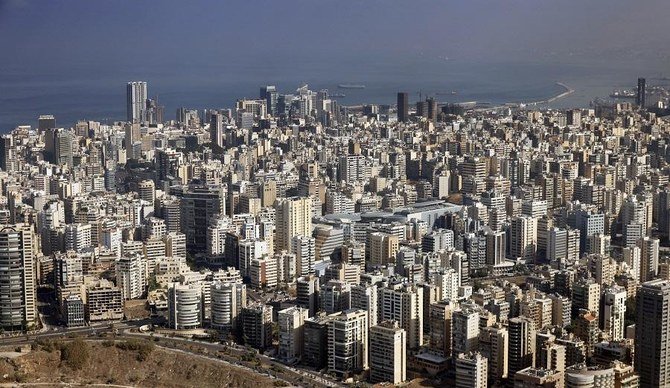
[
  {"xmin": 330, "ymin": 93, "xmax": 346, "ymax": 98},
  {"xmin": 338, "ymin": 84, "xmax": 366, "ymax": 89}
]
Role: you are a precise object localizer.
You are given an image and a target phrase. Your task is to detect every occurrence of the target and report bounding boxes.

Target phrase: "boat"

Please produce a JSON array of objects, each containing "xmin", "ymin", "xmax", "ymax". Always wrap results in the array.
[
  {"xmin": 330, "ymin": 93, "xmax": 346, "ymax": 98},
  {"xmin": 338, "ymin": 84, "xmax": 366, "ymax": 89}
]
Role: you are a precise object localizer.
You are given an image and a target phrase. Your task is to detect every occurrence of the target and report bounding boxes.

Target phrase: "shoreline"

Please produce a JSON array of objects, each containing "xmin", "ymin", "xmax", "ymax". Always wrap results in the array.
[
  {"xmin": 472, "ymin": 82, "xmax": 575, "ymax": 112},
  {"xmin": 521, "ymin": 82, "xmax": 575, "ymax": 106}
]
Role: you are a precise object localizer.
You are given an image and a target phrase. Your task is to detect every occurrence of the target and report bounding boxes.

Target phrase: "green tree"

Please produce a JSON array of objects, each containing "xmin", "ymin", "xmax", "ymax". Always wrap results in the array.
[{"xmin": 61, "ymin": 338, "xmax": 89, "ymax": 370}]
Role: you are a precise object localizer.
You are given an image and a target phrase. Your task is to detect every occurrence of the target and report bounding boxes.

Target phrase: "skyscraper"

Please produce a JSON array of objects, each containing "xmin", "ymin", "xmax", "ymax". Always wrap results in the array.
[
  {"xmin": 38, "ymin": 115, "xmax": 56, "ymax": 132},
  {"xmin": 127, "ymin": 81, "xmax": 148, "ymax": 123},
  {"xmin": 397, "ymin": 92, "xmax": 409, "ymax": 123},
  {"xmin": 636, "ymin": 279, "xmax": 670, "ymax": 387},
  {"xmin": 260, "ymin": 85, "xmax": 278, "ymax": 117},
  {"xmin": 637, "ymin": 77, "xmax": 646, "ymax": 108},
  {"xmin": 0, "ymin": 225, "xmax": 37, "ymax": 331}
]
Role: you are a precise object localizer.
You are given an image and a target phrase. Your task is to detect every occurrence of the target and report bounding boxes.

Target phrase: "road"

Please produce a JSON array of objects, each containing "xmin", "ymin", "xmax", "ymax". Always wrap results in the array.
[{"xmin": 1, "ymin": 319, "xmax": 341, "ymax": 388}]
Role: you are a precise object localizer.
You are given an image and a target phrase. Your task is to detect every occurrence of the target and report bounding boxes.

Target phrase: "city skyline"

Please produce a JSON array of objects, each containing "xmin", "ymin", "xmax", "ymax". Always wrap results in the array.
[{"xmin": 3, "ymin": 1, "xmax": 670, "ymax": 387}]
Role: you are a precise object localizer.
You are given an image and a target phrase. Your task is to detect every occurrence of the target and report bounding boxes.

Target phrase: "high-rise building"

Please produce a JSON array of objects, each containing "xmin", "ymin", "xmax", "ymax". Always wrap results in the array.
[
  {"xmin": 44, "ymin": 128, "xmax": 73, "ymax": 166},
  {"xmin": 275, "ymin": 197, "xmax": 313, "ymax": 253},
  {"xmin": 241, "ymin": 303, "xmax": 273, "ymax": 350},
  {"xmin": 486, "ymin": 230, "xmax": 506, "ymax": 266},
  {"xmin": 319, "ymin": 280, "xmax": 351, "ymax": 314},
  {"xmin": 296, "ymin": 275, "xmax": 319, "ymax": 317},
  {"xmin": 209, "ymin": 112, "xmax": 225, "ymax": 148},
  {"xmin": 327, "ymin": 309, "xmax": 368, "ymax": 377},
  {"xmin": 452, "ymin": 308, "xmax": 480, "ymax": 357},
  {"xmin": 278, "ymin": 306, "xmax": 309, "ymax": 363},
  {"xmin": 636, "ymin": 279, "xmax": 670, "ymax": 387},
  {"xmin": 509, "ymin": 215, "xmax": 538, "ymax": 262},
  {"xmin": 397, "ymin": 92, "xmax": 409, "ymax": 123},
  {"xmin": 0, "ymin": 225, "xmax": 37, "ymax": 331},
  {"xmin": 637, "ymin": 236, "xmax": 659, "ymax": 282},
  {"xmin": 368, "ymin": 232, "xmax": 399, "ymax": 266},
  {"xmin": 176, "ymin": 185, "xmax": 225, "ymax": 252},
  {"xmin": 369, "ymin": 321, "xmax": 407, "ymax": 385},
  {"xmin": 127, "ymin": 81, "xmax": 148, "ymax": 123},
  {"xmin": 168, "ymin": 282, "xmax": 203, "ymax": 330},
  {"xmin": 380, "ymin": 283, "xmax": 423, "ymax": 349},
  {"xmin": 351, "ymin": 283, "xmax": 378, "ymax": 327},
  {"xmin": 38, "ymin": 114, "xmax": 56, "ymax": 131},
  {"xmin": 601, "ymin": 285, "xmax": 626, "ymax": 341},
  {"xmin": 260, "ymin": 85, "xmax": 278, "ymax": 116},
  {"xmin": 637, "ymin": 77, "xmax": 646, "ymax": 108},
  {"xmin": 455, "ymin": 352, "xmax": 488, "ymax": 388},
  {"xmin": 210, "ymin": 281, "xmax": 246, "ymax": 331},
  {"xmin": 508, "ymin": 317, "xmax": 536, "ymax": 379},
  {"xmin": 291, "ymin": 235, "xmax": 316, "ymax": 277},
  {"xmin": 115, "ymin": 254, "xmax": 147, "ymax": 300},
  {"xmin": 479, "ymin": 325, "xmax": 509, "ymax": 383},
  {"xmin": 571, "ymin": 279, "xmax": 600, "ymax": 318}
]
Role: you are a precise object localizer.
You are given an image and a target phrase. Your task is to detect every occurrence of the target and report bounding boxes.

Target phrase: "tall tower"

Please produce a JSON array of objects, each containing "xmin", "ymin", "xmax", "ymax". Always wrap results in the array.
[
  {"xmin": 127, "ymin": 81, "xmax": 148, "ymax": 123},
  {"xmin": 0, "ymin": 225, "xmax": 36, "ymax": 331},
  {"xmin": 275, "ymin": 197, "xmax": 313, "ymax": 253},
  {"xmin": 636, "ymin": 279, "xmax": 670, "ymax": 387},
  {"xmin": 397, "ymin": 92, "xmax": 409, "ymax": 123},
  {"xmin": 637, "ymin": 77, "xmax": 646, "ymax": 109}
]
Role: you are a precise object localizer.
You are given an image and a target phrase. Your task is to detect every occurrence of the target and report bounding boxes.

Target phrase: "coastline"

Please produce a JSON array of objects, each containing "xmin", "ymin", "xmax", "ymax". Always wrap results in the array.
[{"xmin": 522, "ymin": 82, "xmax": 575, "ymax": 106}]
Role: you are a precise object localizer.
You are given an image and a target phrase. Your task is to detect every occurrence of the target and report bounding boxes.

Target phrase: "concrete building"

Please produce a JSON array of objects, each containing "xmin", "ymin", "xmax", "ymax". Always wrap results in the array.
[
  {"xmin": 168, "ymin": 283, "xmax": 203, "ymax": 330},
  {"xmin": 452, "ymin": 308, "xmax": 480, "ymax": 357},
  {"xmin": 380, "ymin": 283, "xmax": 424, "ymax": 349},
  {"xmin": 210, "ymin": 281, "xmax": 246, "ymax": 331},
  {"xmin": 241, "ymin": 303, "xmax": 273, "ymax": 350},
  {"xmin": 327, "ymin": 309, "xmax": 368, "ymax": 377},
  {"xmin": 278, "ymin": 306, "xmax": 309, "ymax": 363},
  {"xmin": 0, "ymin": 225, "xmax": 37, "ymax": 331},
  {"xmin": 455, "ymin": 352, "xmax": 488, "ymax": 388},
  {"xmin": 369, "ymin": 321, "xmax": 407, "ymax": 385},
  {"xmin": 508, "ymin": 317, "xmax": 536, "ymax": 379},
  {"xmin": 514, "ymin": 367, "xmax": 564, "ymax": 388},
  {"xmin": 275, "ymin": 197, "xmax": 313, "ymax": 253},
  {"xmin": 565, "ymin": 364, "xmax": 614, "ymax": 388},
  {"xmin": 636, "ymin": 280, "xmax": 670, "ymax": 387},
  {"xmin": 116, "ymin": 254, "xmax": 147, "ymax": 300}
]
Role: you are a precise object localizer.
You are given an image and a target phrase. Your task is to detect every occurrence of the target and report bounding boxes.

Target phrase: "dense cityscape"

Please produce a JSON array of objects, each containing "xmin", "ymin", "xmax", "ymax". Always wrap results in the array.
[{"xmin": 1, "ymin": 75, "xmax": 670, "ymax": 388}]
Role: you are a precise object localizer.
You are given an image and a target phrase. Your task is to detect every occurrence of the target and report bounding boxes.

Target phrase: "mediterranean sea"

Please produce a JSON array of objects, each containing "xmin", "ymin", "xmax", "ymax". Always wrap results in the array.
[{"xmin": 0, "ymin": 55, "xmax": 664, "ymax": 132}]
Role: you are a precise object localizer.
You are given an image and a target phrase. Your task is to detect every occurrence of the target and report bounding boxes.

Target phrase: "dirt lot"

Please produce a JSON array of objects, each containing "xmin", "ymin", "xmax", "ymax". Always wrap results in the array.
[
  {"xmin": 124, "ymin": 299, "xmax": 152, "ymax": 320},
  {"xmin": 0, "ymin": 341, "xmax": 278, "ymax": 388}
]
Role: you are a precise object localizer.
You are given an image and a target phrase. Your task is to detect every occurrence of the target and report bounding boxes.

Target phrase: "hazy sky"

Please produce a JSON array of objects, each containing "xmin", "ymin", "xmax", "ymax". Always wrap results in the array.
[
  {"xmin": 1, "ymin": 0, "xmax": 669, "ymax": 130},
  {"xmin": 1, "ymin": 0, "xmax": 669, "ymax": 73}
]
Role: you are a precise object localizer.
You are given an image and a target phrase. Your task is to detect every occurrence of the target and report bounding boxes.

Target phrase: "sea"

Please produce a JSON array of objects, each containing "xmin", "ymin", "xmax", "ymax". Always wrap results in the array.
[{"xmin": 0, "ymin": 55, "xmax": 664, "ymax": 132}]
